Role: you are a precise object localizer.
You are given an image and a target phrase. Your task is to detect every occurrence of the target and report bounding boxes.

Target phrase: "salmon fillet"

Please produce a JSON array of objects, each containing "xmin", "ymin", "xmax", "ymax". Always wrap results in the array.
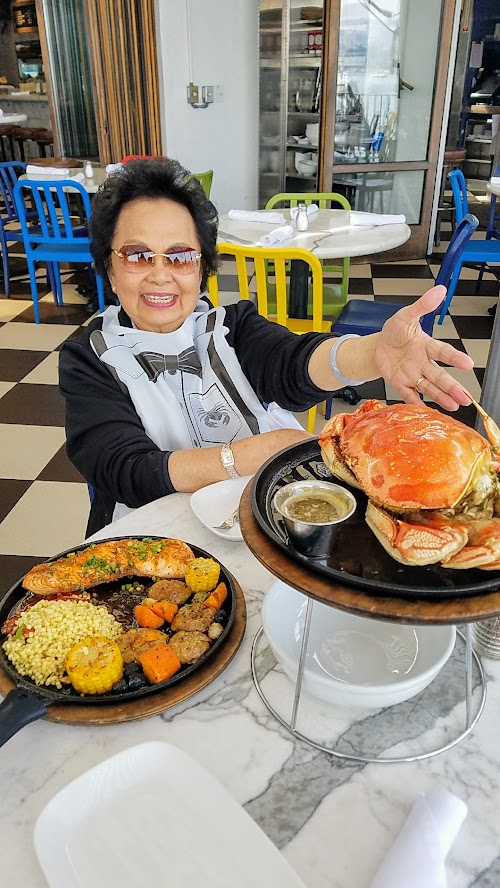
[{"xmin": 22, "ymin": 538, "xmax": 195, "ymax": 596}]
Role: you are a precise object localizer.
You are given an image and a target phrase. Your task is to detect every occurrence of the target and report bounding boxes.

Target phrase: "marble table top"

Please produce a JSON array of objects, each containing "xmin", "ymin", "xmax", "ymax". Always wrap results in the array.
[
  {"xmin": 218, "ymin": 209, "xmax": 411, "ymax": 259},
  {"xmin": 486, "ymin": 179, "xmax": 500, "ymax": 197},
  {"xmin": 1, "ymin": 492, "xmax": 500, "ymax": 887}
]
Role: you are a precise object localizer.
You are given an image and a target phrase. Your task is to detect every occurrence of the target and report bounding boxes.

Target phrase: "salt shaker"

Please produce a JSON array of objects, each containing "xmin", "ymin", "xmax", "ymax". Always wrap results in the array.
[
  {"xmin": 296, "ymin": 202, "xmax": 309, "ymax": 231},
  {"xmin": 84, "ymin": 160, "xmax": 94, "ymax": 179}
]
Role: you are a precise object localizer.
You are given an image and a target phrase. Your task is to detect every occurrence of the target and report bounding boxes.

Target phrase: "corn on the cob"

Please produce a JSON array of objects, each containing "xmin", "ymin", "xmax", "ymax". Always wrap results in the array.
[
  {"xmin": 184, "ymin": 557, "xmax": 220, "ymax": 593},
  {"xmin": 65, "ymin": 636, "xmax": 123, "ymax": 695}
]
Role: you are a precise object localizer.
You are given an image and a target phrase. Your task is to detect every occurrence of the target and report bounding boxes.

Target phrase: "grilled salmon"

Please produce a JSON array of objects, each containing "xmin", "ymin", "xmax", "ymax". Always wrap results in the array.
[{"xmin": 22, "ymin": 538, "xmax": 195, "ymax": 596}]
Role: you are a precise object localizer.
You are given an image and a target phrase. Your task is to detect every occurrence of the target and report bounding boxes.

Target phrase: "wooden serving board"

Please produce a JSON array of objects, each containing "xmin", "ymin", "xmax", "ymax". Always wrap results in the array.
[
  {"xmin": 0, "ymin": 581, "xmax": 246, "ymax": 726},
  {"xmin": 239, "ymin": 483, "xmax": 500, "ymax": 626}
]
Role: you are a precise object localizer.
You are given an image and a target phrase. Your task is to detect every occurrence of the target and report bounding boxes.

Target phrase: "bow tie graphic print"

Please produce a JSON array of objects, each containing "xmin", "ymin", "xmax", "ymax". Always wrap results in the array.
[{"xmin": 135, "ymin": 347, "xmax": 202, "ymax": 382}]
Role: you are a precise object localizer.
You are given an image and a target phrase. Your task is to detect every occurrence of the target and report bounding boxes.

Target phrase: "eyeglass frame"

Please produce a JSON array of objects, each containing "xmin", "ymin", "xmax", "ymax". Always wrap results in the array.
[{"xmin": 110, "ymin": 246, "xmax": 202, "ymax": 274}]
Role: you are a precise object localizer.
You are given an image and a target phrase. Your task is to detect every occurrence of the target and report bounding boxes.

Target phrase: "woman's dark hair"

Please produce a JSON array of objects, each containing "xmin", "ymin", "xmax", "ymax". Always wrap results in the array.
[{"xmin": 89, "ymin": 157, "xmax": 219, "ymax": 294}]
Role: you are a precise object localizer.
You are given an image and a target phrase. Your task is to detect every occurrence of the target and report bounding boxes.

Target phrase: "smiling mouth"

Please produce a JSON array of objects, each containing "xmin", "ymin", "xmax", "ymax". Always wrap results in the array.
[{"xmin": 142, "ymin": 293, "xmax": 177, "ymax": 306}]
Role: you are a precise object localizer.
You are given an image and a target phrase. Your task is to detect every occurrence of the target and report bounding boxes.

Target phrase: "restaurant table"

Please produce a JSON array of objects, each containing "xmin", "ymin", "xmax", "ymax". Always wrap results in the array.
[
  {"xmin": 20, "ymin": 163, "xmax": 107, "ymax": 194},
  {"xmin": 0, "ymin": 112, "xmax": 28, "ymax": 125},
  {"xmin": 486, "ymin": 178, "xmax": 500, "ymax": 197},
  {"xmin": 218, "ymin": 209, "xmax": 411, "ymax": 317},
  {"xmin": 1, "ymin": 490, "xmax": 500, "ymax": 887}
]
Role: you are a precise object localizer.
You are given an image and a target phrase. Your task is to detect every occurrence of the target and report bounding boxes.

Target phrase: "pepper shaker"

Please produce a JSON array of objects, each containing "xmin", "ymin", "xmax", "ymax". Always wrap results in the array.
[{"xmin": 296, "ymin": 202, "xmax": 309, "ymax": 231}]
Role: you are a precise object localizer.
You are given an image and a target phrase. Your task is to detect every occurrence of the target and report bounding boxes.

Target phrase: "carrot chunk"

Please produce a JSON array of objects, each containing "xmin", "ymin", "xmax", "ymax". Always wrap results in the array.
[
  {"xmin": 151, "ymin": 601, "xmax": 179, "ymax": 623},
  {"xmin": 204, "ymin": 582, "xmax": 227, "ymax": 610},
  {"xmin": 139, "ymin": 642, "xmax": 181, "ymax": 684},
  {"xmin": 134, "ymin": 604, "xmax": 165, "ymax": 629}
]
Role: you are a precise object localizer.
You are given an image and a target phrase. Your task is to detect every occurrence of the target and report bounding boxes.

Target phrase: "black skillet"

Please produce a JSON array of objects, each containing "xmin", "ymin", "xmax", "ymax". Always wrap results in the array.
[
  {"xmin": 0, "ymin": 536, "xmax": 237, "ymax": 748},
  {"xmin": 251, "ymin": 439, "xmax": 500, "ymax": 601}
]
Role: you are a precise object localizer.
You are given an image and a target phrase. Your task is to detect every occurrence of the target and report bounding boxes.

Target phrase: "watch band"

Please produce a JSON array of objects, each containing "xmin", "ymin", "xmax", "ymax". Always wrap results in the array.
[{"xmin": 220, "ymin": 444, "xmax": 240, "ymax": 479}]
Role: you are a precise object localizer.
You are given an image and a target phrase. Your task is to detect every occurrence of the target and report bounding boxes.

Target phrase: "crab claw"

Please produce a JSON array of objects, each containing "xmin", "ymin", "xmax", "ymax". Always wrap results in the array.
[
  {"xmin": 365, "ymin": 502, "xmax": 469, "ymax": 566},
  {"xmin": 443, "ymin": 519, "xmax": 500, "ymax": 569}
]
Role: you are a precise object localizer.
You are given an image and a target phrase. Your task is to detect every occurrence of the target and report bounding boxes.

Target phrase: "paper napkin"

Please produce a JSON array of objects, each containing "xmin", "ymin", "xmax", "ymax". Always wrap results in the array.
[
  {"xmin": 369, "ymin": 788, "xmax": 467, "ymax": 888},
  {"xmin": 228, "ymin": 209, "xmax": 285, "ymax": 224},
  {"xmin": 259, "ymin": 224, "xmax": 293, "ymax": 247},
  {"xmin": 350, "ymin": 211, "xmax": 406, "ymax": 226},
  {"xmin": 290, "ymin": 203, "xmax": 319, "ymax": 220},
  {"xmin": 26, "ymin": 164, "xmax": 70, "ymax": 177},
  {"xmin": 266, "ymin": 401, "xmax": 304, "ymax": 431}
]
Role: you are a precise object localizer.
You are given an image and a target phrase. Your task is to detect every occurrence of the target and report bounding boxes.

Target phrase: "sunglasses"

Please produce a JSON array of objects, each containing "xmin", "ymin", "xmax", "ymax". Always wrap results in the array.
[{"xmin": 111, "ymin": 245, "xmax": 202, "ymax": 275}]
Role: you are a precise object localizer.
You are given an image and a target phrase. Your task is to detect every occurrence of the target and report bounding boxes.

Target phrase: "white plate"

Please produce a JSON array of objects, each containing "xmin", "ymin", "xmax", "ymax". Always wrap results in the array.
[
  {"xmin": 262, "ymin": 581, "xmax": 456, "ymax": 708},
  {"xmin": 34, "ymin": 741, "xmax": 306, "ymax": 888},
  {"xmin": 190, "ymin": 475, "xmax": 253, "ymax": 540}
]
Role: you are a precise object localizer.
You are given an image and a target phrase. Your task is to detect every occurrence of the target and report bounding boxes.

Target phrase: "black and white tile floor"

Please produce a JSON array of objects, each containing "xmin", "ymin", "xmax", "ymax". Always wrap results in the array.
[{"xmin": 0, "ymin": 225, "xmax": 497, "ymax": 597}]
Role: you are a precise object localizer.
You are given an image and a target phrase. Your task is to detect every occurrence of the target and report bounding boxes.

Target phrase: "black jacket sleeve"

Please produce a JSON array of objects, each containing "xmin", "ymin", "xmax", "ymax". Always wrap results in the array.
[
  {"xmin": 224, "ymin": 300, "xmax": 337, "ymax": 411},
  {"xmin": 59, "ymin": 323, "xmax": 175, "ymax": 516}
]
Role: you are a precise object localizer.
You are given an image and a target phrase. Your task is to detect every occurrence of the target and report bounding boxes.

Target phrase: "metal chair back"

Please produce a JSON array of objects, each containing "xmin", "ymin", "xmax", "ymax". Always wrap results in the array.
[
  {"xmin": 209, "ymin": 242, "xmax": 330, "ymax": 432},
  {"xmin": 13, "ymin": 177, "xmax": 105, "ymax": 323}
]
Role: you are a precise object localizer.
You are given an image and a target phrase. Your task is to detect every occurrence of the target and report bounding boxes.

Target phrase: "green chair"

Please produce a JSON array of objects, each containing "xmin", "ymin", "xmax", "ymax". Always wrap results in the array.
[
  {"xmin": 191, "ymin": 169, "xmax": 213, "ymax": 198},
  {"xmin": 265, "ymin": 191, "xmax": 351, "ymax": 317}
]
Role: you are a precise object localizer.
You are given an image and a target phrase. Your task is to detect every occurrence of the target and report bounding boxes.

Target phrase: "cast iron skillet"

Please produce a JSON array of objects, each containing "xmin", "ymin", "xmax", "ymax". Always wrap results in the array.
[
  {"xmin": 0, "ymin": 536, "xmax": 237, "ymax": 748},
  {"xmin": 251, "ymin": 439, "xmax": 500, "ymax": 601}
]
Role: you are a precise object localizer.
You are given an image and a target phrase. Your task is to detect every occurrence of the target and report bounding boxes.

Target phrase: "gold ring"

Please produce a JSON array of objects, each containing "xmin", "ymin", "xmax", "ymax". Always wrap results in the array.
[{"xmin": 415, "ymin": 375, "xmax": 425, "ymax": 393}]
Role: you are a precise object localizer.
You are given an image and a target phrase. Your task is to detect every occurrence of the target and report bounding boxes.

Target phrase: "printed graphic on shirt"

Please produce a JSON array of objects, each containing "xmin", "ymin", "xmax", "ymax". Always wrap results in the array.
[{"xmin": 188, "ymin": 382, "xmax": 243, "ymax": 444}]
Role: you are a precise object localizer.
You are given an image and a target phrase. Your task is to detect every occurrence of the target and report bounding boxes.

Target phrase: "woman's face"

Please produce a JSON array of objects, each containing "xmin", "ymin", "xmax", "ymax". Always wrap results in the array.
[{"xmin": 108, "ymin": 197, "xmax": 203, "ymax": 333}]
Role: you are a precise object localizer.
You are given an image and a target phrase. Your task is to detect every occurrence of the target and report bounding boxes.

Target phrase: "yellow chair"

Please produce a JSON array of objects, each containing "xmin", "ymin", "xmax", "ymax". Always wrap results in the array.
[
  {"xmin": 265, "ymin": 191, "xmax": 351, "ymax": 316},
  {"xmin": 208, "ymin": 242, "xmax": 331, "ymax": 432},
  {"xmin": 191, "ymin": 169, "xmax": 213, "ymax": 197}
]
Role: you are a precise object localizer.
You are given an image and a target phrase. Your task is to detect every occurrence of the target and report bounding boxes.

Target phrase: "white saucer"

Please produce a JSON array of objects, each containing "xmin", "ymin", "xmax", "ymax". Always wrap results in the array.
[
  {"xmin": 34, "ymin": 741, "xmax": 306, "ymax": 888},
  {"xmin": 190, "ymin": 475, "xmax": 253, "ymax": 541}
]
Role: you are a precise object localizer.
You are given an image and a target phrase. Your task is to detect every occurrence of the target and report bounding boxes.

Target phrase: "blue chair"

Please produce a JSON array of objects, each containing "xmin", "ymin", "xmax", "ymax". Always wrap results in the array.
[
  {"xmin": 444, "ymin": 168, "xmax": 500, "ymax": 315},
  {"xmin": 13, "ymin": 178, "xmax": 105, "ymax": 324},
  {"xmin": 0, "ymin": 161, "xmax": 59, "ymax": 299},
  {"xmin": 478, "ymin": 163, "xmax": 500, "ymax": 291},
  {"xmin": 324, "ymin": 213, "xmax": 479, "ymax": 419}
]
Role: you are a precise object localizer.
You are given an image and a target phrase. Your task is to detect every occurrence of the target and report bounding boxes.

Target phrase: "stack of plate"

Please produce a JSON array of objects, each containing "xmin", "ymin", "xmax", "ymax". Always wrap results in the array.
[
  {"xmin": 305, "ymin": 123, "xmax": 319, "ymax": 147},
  {"xmin": 471, "ymin": 618, "xmax": 500, "ymax": 659}
]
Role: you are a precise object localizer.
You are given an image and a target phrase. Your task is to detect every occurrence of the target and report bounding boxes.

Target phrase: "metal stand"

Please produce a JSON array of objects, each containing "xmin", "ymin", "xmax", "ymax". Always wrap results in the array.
[{"xmin": 251, "ymin": 603, "xmax": 487, "ymax": 764}]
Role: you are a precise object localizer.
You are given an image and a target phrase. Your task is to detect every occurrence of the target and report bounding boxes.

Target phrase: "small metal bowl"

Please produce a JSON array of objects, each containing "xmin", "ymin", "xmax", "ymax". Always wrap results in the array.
[{"xmin": 273, "ymin": 480, "xmax": 357, "ymax": 558}]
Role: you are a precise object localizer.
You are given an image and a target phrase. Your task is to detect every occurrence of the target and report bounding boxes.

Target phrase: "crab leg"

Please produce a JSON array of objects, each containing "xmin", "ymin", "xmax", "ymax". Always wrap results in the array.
[{"xmin": 469, "ymin": 395, "xmax": 500, "ymax": 464}]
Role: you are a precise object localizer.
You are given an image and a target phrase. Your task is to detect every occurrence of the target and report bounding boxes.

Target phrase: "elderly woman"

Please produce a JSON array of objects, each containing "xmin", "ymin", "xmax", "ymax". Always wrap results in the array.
[{"xmin": 59, "ymin": 158, "xmax": 473, "ymax": 534}]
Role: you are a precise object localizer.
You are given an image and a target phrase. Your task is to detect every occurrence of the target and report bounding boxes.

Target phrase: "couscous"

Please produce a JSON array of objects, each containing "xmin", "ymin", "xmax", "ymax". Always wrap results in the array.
[{"xmin": 2, "ymin": 598, "xmax": 122, "ymax": 688}]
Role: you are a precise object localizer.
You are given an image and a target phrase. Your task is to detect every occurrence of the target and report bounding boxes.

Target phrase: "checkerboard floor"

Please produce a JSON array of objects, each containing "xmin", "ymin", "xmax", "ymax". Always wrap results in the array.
[{"xmin": 0, "ymin": 226, "xmax": 497, "ymax": 597}]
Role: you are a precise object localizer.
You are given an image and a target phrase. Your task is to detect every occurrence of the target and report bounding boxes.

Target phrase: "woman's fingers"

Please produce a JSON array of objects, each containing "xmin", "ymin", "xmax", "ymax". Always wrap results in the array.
[
  {"xmin": 426, "ymin": 336, "xmax": 474, "ymax": 371},
  {"xmin": 397, "ymin": 284, "xmax": 447, "ymax": 322}
]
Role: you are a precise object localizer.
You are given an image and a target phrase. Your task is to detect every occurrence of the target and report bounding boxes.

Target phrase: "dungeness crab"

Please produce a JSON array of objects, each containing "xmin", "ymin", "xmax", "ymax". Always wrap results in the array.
[{"xmin": 318, "ymin": 399, "xmax": 500, "ymax": 570}]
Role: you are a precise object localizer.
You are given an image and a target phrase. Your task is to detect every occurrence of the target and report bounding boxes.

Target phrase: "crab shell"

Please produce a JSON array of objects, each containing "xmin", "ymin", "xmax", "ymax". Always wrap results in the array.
[{"xmin": 318, "ymin": 400, "xmax": 493, "ymax": 513}]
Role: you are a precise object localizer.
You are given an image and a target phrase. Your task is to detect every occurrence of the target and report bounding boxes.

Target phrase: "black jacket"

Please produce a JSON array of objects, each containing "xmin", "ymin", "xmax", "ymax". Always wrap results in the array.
[{"xmin": 59, "ymin": 301, "xmax": 335, "ymax": 534}]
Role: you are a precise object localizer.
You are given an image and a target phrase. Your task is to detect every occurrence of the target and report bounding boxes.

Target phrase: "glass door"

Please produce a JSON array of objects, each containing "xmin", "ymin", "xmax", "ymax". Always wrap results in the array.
[
  {"xmin": 258, "ymin": 0, "xmax": 324, "ymax": 207},
  {"xmin": 319, "ymin": 0, "xmax": 456, "ymax": 256}
]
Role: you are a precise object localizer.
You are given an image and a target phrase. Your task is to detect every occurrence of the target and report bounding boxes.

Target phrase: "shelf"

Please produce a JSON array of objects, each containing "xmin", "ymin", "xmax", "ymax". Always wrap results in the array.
[
  {"xmin": 286, "ymin": 141, "xmax": 318, "ymax": 150},
  {"xmin": 259, "ymin": 55, "xmax": 321, "ymax": 68},
  {"xmin": 286, "ymin": 172, "xmax": 317, "ymax": 180}
]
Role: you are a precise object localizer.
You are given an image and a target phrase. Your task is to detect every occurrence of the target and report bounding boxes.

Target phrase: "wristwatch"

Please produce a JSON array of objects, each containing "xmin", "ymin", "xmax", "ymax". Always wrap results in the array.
[{"xmin": 220, "ymin": 444, "xmax": 240, "ymax": 479}]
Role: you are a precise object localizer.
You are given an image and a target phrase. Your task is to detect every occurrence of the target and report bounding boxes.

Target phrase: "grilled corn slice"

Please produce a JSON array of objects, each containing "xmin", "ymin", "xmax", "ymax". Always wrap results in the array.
[
  {"xmin": 184, "ymin": 557, "xmax": 220, "ymax": 593},
  {"xmin": 65, "ymin": 636, "xmax": 123, "ymax": 695}
]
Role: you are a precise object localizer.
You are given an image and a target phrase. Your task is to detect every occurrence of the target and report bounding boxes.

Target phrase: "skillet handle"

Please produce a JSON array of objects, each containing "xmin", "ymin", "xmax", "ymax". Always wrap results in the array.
[{"xmin": 0, "ymin": 688, "xmax": 48, "ymax": 748}]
